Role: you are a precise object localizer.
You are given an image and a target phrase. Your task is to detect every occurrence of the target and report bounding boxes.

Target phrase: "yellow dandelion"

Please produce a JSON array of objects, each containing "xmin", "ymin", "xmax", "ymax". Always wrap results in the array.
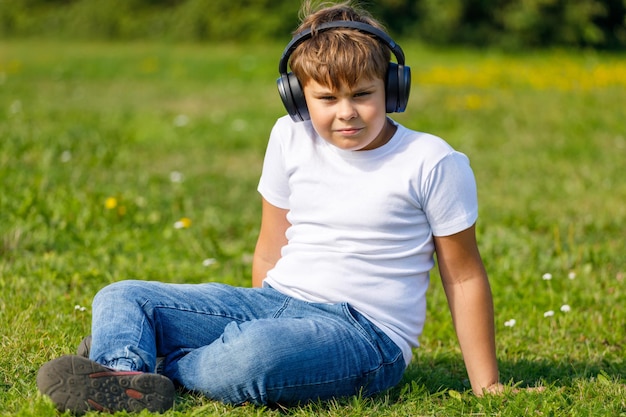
[
  {"xmin": 105, "ymin": 197, "xmax": 118, "ymax": 210},
  {"xmin": 139, "ymin": 57, "xmax": 159, "ymax": 74},
  {"xmin": 174, "ymin": 217, "xmax": 192, "ymax": 229},
  {"xmin": 7, "ymin": 59, "xmax": 22, "ymax": 74},
  {"xmin": 464, "ymin": 94, "xmax": 486, "ymax": 110}
]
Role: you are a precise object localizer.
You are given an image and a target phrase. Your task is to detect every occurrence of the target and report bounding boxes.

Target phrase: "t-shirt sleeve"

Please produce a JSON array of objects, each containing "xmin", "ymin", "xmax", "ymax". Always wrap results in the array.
[
  {"xmin": 257, "ymin": 122, "xmax": 290, "ymax": 209},
  {"xmin": 422, "ymin": 151, "xmax": 478, "ymax": 236}
]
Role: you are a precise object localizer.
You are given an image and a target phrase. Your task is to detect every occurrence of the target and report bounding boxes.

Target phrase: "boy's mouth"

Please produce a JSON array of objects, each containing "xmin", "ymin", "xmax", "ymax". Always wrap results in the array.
[{"xmin": 335, "ymin": 127, "xmax": 363, "ymax": 135}]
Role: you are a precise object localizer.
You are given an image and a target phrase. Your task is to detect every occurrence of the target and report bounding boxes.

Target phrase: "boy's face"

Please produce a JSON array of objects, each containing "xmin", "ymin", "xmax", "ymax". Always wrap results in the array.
[{"xmin": 303, "ymin": 77, "xmax": 395, "ymax": 151}]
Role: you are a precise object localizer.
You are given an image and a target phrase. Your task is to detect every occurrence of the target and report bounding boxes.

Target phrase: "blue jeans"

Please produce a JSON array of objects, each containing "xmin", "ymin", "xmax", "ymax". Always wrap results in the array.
[{"xmin": 90, "ymin": 281, "xmax": 406, "ymax": 406}]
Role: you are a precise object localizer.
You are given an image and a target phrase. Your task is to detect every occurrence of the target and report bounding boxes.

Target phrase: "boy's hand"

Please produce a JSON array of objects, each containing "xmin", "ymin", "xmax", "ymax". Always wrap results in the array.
[{"xmin": 480, "ymin": 382, "xmax": 545, "ymax": 396}]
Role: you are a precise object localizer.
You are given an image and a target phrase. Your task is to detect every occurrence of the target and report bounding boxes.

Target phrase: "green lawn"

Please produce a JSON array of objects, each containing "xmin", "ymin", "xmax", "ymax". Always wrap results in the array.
[{"xmin": 1, "ymin": 39, "xmax": 625, "ymax": 416}]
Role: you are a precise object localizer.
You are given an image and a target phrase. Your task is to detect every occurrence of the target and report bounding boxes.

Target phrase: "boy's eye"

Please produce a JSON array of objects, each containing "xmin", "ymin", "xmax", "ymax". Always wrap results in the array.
[{"xmin": 313, "ymin": 90, "xmax": 372, "ymax": 101}]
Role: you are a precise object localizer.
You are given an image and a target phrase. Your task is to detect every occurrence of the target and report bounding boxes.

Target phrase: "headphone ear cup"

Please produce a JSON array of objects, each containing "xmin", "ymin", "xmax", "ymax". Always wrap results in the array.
[
  {"xmin": 288, "ymin": 73, "xmax": 309, "ymax": 121},
  {"xmin": 277, "ymin": 73, "xmax": 298, "ymax": 121},
  {"xmin": 385, "ymin": 63, "xmax": 411, "ymax": 113},
  {"xmin": 385, "ymin": 62, "xmax": 400, "ymax": 113},
  {"xmin": 277, "ymin": 73, "xmax": 309, "ymax": 122},
  {"xmin": 396, "ymin": 64, "xmax": 411, "ymax": 112}
]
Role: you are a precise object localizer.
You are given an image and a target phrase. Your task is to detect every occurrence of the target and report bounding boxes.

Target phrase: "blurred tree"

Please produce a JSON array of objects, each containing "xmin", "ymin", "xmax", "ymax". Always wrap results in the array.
[
  {"xmin": 170, "ymin": 0, "xmax": 296, "ymax": 41},
  {"xmin": 497, "ymin": 0, "xmax": 608, "ymax": 47},
  {"xmin": 366, "ymin": 0, "xmax": 418, "ymax": 36},
  {"xmin": 593, "ymin": 0, "xmax": 626, "ymax": 47},
  {"xmin": 0, "ymin": 0, "xmax": 624, "ymax": 48}
]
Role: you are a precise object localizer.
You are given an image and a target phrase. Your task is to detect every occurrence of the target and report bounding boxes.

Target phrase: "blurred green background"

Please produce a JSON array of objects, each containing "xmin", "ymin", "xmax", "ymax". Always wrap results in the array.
[{"xmin": 2, "ymin": 0, "xmax": 626, "ymax": 49}]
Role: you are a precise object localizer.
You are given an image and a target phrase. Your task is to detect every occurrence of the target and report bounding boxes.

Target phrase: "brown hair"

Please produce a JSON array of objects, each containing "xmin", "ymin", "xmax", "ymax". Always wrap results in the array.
[{"xmin": 289, "ymin": 1, "xmax": 391, "ymax": 90}]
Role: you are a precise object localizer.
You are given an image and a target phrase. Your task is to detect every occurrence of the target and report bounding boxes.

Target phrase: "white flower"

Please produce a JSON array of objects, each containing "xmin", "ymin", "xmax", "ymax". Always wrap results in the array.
[
  {"xmin": 169, "ymin": 171, "xmax": 184, "ymax": 183},
  {"xmin": 202, "ymin": 258, "xmax": 217, "ymax": 267},
  {"xmin": 135, "ymin": 196, "xmax": 147, "ymax": 207},
  {"xmin": 173, "ymin": 217, "xmax": 191, "ymax": 229},
  {"xmin": 60, "ymin": 150, "xmax": 72, "ymax": 163},
  {"xmin": 504, "ymin": 319, "xmax": 516, "ymax": 327},
  {"xmin": 74, "ymin": 304, "xmax": 87, "ymax": 312},
  {"xmin": 568, "ymin": 271, "xmax": 576, "ymax": 280},
  {"xmin": 543, "ymin": 310, "xmax": 555, "ymax": 317},
  {"xmin": 542, "ymin": 273, "xmax": 553, "ymax": 280},
  {"xmin": 10, "ymin": 100, "xmax": 22, "ymax": 114},
  {"xmin": 231, "ymin": 119, "xmax": 247, "ymax": 131},
  {"xmin": 173, "ymin": 114, "xmax": 189, "ymax": 127},
  {"xmin": 560, "ymin": 304, "xmax": 571, "ymax": 313}
]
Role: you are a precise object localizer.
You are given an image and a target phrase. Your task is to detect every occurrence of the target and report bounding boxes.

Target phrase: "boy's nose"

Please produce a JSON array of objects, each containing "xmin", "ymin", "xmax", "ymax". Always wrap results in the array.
[{"xmin": 337, "ymin": 99, "xmax": 357, "ymax": 120}]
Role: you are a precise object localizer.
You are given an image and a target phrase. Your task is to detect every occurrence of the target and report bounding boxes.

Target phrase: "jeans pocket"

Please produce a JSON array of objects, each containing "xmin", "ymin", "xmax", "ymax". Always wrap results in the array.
[
  {"xmin": 342, "ymin": 304, "xmax": 404, "ymax": 364},
  {"xmin": 340, "ymin": 303, "xmax": 406, "ymax": 395}
]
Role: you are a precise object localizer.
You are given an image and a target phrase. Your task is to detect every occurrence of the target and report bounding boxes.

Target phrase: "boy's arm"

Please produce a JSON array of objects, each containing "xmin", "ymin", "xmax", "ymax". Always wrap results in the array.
[
  {"xmin": 252, "ymin": 198, "xmax": 290, "ymax": 288},
  {"xmin": 433, "ymin": 224, "xmax": 501, "ymax": 395}
]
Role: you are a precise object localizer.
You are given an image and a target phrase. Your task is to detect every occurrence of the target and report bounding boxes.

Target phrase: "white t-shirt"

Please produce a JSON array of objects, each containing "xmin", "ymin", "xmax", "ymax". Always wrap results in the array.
[{"xmin": 258, "ymin": 116, "xmax": 478, "ymax": 365}]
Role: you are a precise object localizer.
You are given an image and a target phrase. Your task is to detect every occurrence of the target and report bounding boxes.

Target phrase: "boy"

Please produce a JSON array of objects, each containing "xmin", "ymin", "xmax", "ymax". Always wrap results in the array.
[{"xmin": 37, "ymin": 1, "xmax": 502, "ymax": 414}]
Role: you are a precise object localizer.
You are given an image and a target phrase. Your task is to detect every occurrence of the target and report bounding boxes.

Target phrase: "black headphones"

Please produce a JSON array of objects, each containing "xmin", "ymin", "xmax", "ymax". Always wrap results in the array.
[{"xmin": 277, "ymin": 20, "xmax": 411, "ymax": 122}]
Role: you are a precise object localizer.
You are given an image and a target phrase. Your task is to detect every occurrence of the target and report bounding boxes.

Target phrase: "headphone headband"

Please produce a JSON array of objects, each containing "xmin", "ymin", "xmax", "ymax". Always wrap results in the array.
[{"xmin": 278, "ymin": 20, "xmax": 405, "ymax": 74}]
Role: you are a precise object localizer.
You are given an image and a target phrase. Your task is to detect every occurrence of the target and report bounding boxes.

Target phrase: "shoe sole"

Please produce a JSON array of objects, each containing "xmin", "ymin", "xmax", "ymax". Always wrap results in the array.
[{"xmin": 37, "ymin": 355, "xmax": 175, "ymax": 415}]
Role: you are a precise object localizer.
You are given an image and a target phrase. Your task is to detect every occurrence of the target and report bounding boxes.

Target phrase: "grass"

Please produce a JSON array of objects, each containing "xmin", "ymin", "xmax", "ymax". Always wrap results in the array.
[{"xmin": 1, "ymin": 39, "xmax": 625, "ymax": 416}]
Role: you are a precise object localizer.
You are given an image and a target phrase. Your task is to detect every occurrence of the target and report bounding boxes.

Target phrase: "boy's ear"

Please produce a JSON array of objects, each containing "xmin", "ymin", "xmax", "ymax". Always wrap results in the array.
[{"xmin": 277, "ymin": 73, "xmax": 310, "ymax": 122}]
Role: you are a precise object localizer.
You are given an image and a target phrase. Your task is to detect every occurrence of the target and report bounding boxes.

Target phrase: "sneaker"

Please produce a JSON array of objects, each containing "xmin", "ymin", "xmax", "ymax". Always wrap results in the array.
[
  {"xmin": 76, "ymin": 335, "xmax": 91, "ymax": 358},
  {"xmin": 37, "ymin": 355, "xmax": 175, "ymax": 415},
  {"xmin": 77, "ymin": 335, "xmax": 165, "ymax": 374}
]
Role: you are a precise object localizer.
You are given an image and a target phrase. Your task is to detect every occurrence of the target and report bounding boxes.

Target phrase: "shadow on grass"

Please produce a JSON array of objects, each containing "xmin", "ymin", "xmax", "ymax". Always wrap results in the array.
[{"xmin": 395, "ymin": 351, "xmax": 625, "ymax": 396}]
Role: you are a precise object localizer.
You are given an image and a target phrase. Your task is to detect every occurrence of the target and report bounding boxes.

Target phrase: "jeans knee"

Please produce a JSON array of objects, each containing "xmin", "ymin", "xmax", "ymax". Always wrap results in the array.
[
  {"xmin": 195, "ymin": 322, "xmax": 282, "ymax": 403},
  {"xmin": 221, "ymin": 322, "xmax": 279, "ymax": 373},
  {"xmin": 92, "ymin": 280, "xmax": 148, "ymax": 311}
]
